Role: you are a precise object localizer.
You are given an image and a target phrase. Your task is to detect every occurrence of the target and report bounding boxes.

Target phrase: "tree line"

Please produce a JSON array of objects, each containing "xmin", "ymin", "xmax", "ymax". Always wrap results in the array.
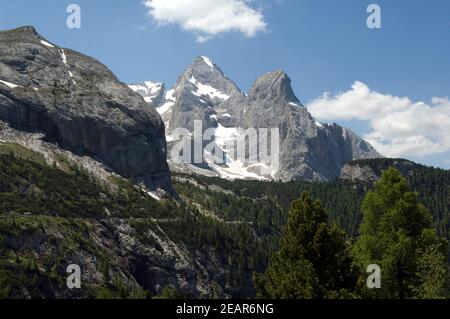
[{"xmin": 254, "ymin": 168, "xmax": 450, "ymax": 299}]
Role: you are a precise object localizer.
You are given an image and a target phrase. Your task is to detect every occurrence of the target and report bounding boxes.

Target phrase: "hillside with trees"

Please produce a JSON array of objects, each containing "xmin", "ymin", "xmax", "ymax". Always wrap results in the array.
[{"xmin": 0, "ymin": 145, "xmax": 449, "ymax": 299}]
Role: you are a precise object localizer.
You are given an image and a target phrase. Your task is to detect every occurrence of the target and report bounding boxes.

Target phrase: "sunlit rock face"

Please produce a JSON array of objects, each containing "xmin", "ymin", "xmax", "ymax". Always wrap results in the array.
[{"xmin": 0, "ymin": 26, "xmax": 172, "ymax": 193}]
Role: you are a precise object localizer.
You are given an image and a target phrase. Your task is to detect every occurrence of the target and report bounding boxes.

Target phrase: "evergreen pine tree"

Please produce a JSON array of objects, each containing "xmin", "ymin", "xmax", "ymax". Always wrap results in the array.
[
  {"xmin": 414, "ymin": 244, "xmax": 449, "ymax": 298},
  {"xmin": 353, "ymin": 168, "xmax": 449, "ymax": 299},
  {"xmin": 254, "ymin": 192, "xmax": 357, "ymax": 299}
]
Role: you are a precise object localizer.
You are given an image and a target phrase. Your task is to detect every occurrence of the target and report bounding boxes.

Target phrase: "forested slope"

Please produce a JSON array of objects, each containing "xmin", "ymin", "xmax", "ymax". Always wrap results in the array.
[{"xmin": 0, "ymin": 144, "xmax": 448, "ymax": 298}]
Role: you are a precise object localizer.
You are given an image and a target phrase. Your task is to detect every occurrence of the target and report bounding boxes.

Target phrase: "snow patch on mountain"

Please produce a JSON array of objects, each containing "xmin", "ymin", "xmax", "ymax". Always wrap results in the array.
[
  {"xmin": 40, "ymin": 40, "xmax": 54, "ymax": 48},
  {"xmin": 128, "ymin": 56, "xmax": 381, "ymax": 182},
  {"xmin": 157, "ymin": 89, "xmax": 176, "ymax": 115},
  {"xmin": 201, "ymin": 56, "xmax": 215, "ymax": 69},
  {"xmin": 206, "ymin": 157, "xmax": 269, "ymax": 181},
  {"xmin": 60, "ymin": 49, "xmax": 67, "ymax": 65},
  {"xmin": 129, "ymin": 82, "xmax": 163, "ymax": 97},
  {"xmin": 204, "ymin": 124, "xmax": 273, "ymax": 181},
  {"xmin": 129, "ymin": 81, "xmax": 166, "ymax": 106},
  {"xmin": 188, "ymin": 75, "xmax": 230, "ymax": 101},
  {"xmin": 0, "ymin": 80, "xmax": 21, "ymax": 89},
  {"xmin": 156, "ymin": 101, "xmax": 173, "ymax": 116},
  {"xmin": 58, "ymin": 49, "xmax": 76, "ymax": 84}
]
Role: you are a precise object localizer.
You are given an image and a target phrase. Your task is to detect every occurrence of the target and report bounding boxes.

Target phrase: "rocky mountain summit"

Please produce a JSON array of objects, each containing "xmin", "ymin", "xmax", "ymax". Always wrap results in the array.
[
  {"xmin": 131, "ymin": 56, "xmax": 381, "ymax": 182},
  {"xmin": 0, "ymin": 26, "xmax": 172, "ymax": 194},
  {"xmin": 0, "ymin": 25, "xmax": 380, "ymax": 189}
]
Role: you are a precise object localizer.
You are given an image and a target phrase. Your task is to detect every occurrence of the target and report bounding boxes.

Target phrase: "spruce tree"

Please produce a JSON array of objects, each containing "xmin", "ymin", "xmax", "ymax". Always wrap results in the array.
[
  {"xmin": 353, "ymin": 168, "xmax": 449, "ymax": 299},
  {"xmin": 254, "ymin": 192, "xmax": 357, "ymax": 299}
]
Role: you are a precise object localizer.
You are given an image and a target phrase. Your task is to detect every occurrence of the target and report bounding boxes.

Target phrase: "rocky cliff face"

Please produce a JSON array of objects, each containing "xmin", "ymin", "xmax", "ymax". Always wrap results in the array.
[
  {"xmin": 131, "ymin": 57, "xmax": 381, "ymax": 181},
  {"xmin": 340, "ymin": 158, "xmax": 420, "ymax": 183},
  {"xmin": 0, "ymin": 26, "xmax": 171, "ymax": 194}
]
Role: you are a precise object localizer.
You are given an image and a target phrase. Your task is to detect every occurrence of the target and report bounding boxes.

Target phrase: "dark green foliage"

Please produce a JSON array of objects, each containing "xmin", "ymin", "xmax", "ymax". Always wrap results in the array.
[
  {"xmin": 174, "ymin": 157, "xmax": 450, "ymax": 241},
  {"xmin": 0, "ymin": 154, "xmax": 272, "ymax": 298},
  {"xmin": 95, "ymin": 275, "xmax": 150, "ymax": 299},
  {"xmin": 347, "ymin": 158, "xmax": 450, "ymax": 239},
  {"xmin": 0, "ymin": 150, "xmax": 449, "ymax": 299},
  {"xmin": 353, "ymin": 168, "xmax": 449, "ymax": 299},
  {"xmin": 154, "ymin": 286, "xmax": 186, "ymax": 299},
  {"xmin": 413, "ymin": 245, "xmax": 450, "ymax": 298},
  {"xmin": 175, "ymin": 173, "xmax": 363, "ymax": 237},
  {"xmin": 0, "ymin": 153, "xmax": 177, "ymax": 219},
  {"xmin": 254, "ymin": 193, "xmax": 357, "ymax": 299}
]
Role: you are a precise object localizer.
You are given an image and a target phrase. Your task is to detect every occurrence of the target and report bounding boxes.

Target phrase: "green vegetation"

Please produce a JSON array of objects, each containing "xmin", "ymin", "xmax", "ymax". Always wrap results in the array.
[
  {"xmin": 0, "ymin": 142, "xmax": 46, "ymax": 165},
  {"xmin": 154, "ymin": 286, "xmax": 187, "ymax": 299},
  {"xmin": 353, "ymin": 168, "xmax": 449, "ymax": 299},
  {"xmin": 0, "ymin": 152, "xmax": 178, "ymax": 219},
  {"xmin": 0, "ymin": 148, "xmax": 448, "ymax": 299},
  {"xmin": 0, "ymin": 154, "xmax": 273, "ymax": 298},
  {"xmin": 253, "ymin": 169, "xmax": 449, "ymax": 299},
  {"xmin": 174, "ymin": 158, "xmax": 450, "ymax": 241},
  {"xmin": 253, "ymin": 193, "xmax": 357, "ymax": 299}
]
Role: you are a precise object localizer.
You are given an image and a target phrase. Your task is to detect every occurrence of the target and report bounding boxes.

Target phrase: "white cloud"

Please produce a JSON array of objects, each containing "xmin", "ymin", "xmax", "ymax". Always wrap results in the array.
[
  {"xmin": 308, "ymin": 82, "xmax": 450, "ymax": 158},
  {"xmin": 143, "ymin": 0, "xmax": 267, "ymax": 42}
]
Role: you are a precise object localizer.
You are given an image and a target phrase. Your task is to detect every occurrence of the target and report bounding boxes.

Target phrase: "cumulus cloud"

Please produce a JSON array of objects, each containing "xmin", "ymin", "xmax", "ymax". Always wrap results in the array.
[
  {"xmin": 143, "ymin": 0, "xmax": 267, "ymax": 42},
  {"xmin": 308, "ymin": 82, "xmax": 450, "ymax": 158}
]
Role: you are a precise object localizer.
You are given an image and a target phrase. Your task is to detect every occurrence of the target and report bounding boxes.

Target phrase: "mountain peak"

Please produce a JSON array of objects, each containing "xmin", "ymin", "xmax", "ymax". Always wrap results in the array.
[
  {"xmin": 0, "ymin": 26, "xmax": 172, "ymax": 193},
  {"xmin": 0, "ymin": 26, "xmax": 40, "ymax": 41},
  {"xmin": 9, "ymin": 26, "xmax": 37, "ymax": 34},
  {"xmin": 0, "ymin": 26, "xmax": 59, "ymax": 50},
  {"xmin": 175, "ymin": 56, "xmax": 242, "ymax": 98},
  {"xmin": 248, "ymin": 69, "xmax": 300, "ymax": 104},
  {"xmin": 188, "ymin": 56, "xmax": 221, "ymax": 74},
  {"xmin": 199, "ymin": 56, "xmax": 216, "ymax": 68},
  {"xmin": 128, "ymin": 55, "xmax": 381, "ymax": 182}
]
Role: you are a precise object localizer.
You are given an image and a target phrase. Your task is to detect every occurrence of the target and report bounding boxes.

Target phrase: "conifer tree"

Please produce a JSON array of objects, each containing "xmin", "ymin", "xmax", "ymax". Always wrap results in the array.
[
  {"xmin": 254, "ymin": 192, "xmax": 357, "ymax": 299},
  {"xmin": 353, "ymin": 168, "xmax": 449, "ymax": 299}
]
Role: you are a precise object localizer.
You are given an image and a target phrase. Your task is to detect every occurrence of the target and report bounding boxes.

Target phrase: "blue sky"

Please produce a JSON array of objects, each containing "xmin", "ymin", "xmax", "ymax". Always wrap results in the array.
[{"xmin": 1, "ymin": 0, "xmax": 449, "ymax": 168}]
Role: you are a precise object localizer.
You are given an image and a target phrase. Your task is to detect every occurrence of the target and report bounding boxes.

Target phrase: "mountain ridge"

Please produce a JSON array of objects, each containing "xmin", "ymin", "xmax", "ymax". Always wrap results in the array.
[
  {"xmin": 130, "ymin": 56, "xmax": 382, "ymax": 182},
  {"xmin": 0, "ymin": 26, "xmax": 173, "ymax": 196}
]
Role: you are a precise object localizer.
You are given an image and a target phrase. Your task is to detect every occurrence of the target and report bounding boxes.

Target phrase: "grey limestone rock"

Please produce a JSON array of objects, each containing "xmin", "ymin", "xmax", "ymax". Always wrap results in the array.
[
  {"xmin": 131, "ymin": 56, "xmax": 382, "ymax": 182},
  {"xmin": 0, "ymin": 26, "xmax": 172, "ymax": 193}
]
